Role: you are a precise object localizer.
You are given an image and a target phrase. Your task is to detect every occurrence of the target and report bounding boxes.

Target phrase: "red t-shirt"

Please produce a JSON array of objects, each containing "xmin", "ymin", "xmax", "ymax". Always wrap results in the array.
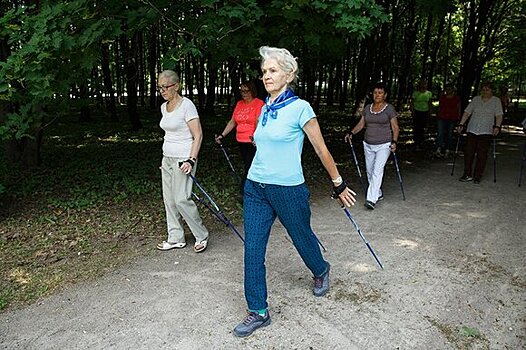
[
  {"xmin": 232, "ymin": 98, "xmax": 264, "ymax": 142},
  {"xmin": 438, "ymin": 95, "xmax": 461, "ymax": 121}
]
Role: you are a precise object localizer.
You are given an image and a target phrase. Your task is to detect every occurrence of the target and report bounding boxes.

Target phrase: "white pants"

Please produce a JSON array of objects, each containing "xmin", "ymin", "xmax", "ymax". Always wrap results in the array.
[
  {"xmin": 160, "ymin": 156, "xmax": 209, "ymax": 244},
  {"xmin": 363, "ymin": 141, "xmax": 391, "ymax": 203}
]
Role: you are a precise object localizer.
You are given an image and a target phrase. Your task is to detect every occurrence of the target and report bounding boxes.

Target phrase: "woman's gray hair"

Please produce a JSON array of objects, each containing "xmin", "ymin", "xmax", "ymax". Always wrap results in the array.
[
  {"xmin": 259, "ymin": 46, "xmax": 298, "ymax": 82},
  {"xmin": 158, "ymin": 70, "xmax": 180, "ymax": 84}
]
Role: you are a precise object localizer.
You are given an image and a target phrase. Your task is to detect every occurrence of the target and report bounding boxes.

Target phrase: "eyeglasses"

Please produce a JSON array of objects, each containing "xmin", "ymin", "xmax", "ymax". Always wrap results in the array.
[{"xmin": 156, "ymin": 83, "xmax": 176, "ymax": 92}]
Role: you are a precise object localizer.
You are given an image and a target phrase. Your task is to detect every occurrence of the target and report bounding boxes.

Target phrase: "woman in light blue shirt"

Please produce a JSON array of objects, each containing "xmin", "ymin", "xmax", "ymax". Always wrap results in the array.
[{"xmin": 232, "ymin": 46, "xmax": 356, "ymax": 338}]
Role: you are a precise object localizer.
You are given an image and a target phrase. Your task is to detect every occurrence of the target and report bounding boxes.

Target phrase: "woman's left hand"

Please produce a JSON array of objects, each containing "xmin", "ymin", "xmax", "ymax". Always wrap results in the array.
[
  {"xmin": 179, "ymin": 159, "xmax": 195, "ymax": 174},
  {"xmin": 332, "ymin": 180, "xmax": 356, "ymax": 207},
  {"xmin": 338, "ymin": 186, "xmax": 356, "ymax": 207},
  {"xmin": 390, "ymin": 143, "xmax": 397, "ymax": 152}
]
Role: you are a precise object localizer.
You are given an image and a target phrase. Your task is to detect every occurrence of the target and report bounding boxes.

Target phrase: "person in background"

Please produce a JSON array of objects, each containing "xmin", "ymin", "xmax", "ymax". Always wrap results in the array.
[
  {"xmin": 156, "ymin": 69, "xmax": 210, "ymax": 253},
  {"xmin": 411, "ymin": 80, "xmax": 433, "ymax": 151},
  {"xmin": 215, "ymin": 81, "xmax": 264, "ymax": 193},
  {"xmin": 346, "ymin": 82, "xmax": 400, "ymax": 210},
  {"xmin": 499, "ymin": 85, "xmax": 510, "ymax": 115},
  {"xmin": 232, "ymin": 46, "xmax": 356, "ymax": 338},
  {"xmin": 435, "ymin": 83, "xmax": 461, "ymax": 158},
  {"xmin": 456, "ymin": 81, "xmax": 503, "ymax": 184}
]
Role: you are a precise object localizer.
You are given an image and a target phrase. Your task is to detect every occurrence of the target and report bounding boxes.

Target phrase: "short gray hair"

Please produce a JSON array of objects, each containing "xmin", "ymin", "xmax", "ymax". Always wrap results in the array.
[
  {"xmin": 259, "ymin": 46, "xmax": 298, "ymax": 82},
  {"xmin": 158, "ymin": 70, "xmax": 180, "ymax": 84}
]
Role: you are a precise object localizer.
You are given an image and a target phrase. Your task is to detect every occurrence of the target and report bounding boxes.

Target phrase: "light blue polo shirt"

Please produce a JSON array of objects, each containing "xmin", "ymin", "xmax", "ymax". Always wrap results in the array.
[{"xmin": 247, "ymin": 99, "xmax": 315, "ymax": 186}]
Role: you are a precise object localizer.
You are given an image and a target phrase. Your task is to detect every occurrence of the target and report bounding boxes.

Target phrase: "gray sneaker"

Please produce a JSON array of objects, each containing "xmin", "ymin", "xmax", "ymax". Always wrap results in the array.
[
  {"xmin": 233, "ymin": 311, "xmax": 271, "ymax": 337},
  {"xmin": 313, "ymin": 262, "xmax": 330, "ymax": 297}
]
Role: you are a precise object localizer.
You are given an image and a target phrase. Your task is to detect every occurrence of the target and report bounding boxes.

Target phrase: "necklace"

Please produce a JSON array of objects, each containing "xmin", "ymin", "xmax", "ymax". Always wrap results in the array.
[{"xmin": 370, "ymin": 102, "xmax": 387, "ymax": 115}]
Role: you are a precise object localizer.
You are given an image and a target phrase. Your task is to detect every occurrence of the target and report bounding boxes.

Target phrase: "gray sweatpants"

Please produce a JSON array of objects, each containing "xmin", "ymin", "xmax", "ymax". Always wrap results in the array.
[{"xmin": 160, "ymin": 156, "xmax": 209, "ymax": 244}]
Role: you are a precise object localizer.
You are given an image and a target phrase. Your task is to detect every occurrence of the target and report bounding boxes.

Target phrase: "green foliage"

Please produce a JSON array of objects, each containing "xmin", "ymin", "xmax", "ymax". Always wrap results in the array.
[{"xmin": 0, "ymin": 0, "xmax": 122, "ymax": 141}]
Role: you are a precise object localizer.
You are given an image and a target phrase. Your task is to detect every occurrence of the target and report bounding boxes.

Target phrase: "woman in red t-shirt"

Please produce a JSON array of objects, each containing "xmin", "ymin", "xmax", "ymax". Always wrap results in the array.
[
  {"xmin": 215, "ymin": 81, "xmax": 264, "ymax": 192},
  {"xmin": 435, "ymin": 83, "xmax": 461, "ymax": 157}
]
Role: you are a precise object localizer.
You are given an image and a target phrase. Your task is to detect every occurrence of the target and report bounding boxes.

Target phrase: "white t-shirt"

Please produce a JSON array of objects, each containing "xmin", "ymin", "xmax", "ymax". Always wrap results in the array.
[
  {"xmin": 159, "ymin": 97, "xmax": 199, "ymax": 157},
  {"xmin": 465, "ymin": 96, "xmax": 503, "ymax": 135}
]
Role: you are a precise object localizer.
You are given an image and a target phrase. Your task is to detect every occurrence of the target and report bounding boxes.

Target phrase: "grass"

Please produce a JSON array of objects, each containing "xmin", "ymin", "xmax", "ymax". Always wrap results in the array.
[{"xmin": 0, "ymin": 104, "xmax": 244, "ymax": 311}]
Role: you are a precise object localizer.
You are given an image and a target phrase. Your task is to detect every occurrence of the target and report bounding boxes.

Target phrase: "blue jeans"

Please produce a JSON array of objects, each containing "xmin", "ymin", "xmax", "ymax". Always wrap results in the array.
[
  {"xmin": 243, "ymin": 179, "xmax": 328, "ymax": 311},
  {"xmin": 436, "ymin": 119, "xmax": 456, "ymax": 151}
]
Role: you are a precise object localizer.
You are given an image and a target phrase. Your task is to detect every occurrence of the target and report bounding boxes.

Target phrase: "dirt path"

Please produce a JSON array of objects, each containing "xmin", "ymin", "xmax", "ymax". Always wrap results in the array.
[{"xmin": 1, "ymin": 134, "xmax": 525, "ymax": 350}]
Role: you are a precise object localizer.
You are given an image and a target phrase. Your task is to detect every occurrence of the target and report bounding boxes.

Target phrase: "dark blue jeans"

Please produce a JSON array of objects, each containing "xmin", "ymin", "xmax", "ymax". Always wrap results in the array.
[
  {"xmin": 243, "ymin": 179, "xmax": 328, "ymax": 311},
  {"xmin": 436, "ymin": 119, "xmax": 456, "ymax": 151}
]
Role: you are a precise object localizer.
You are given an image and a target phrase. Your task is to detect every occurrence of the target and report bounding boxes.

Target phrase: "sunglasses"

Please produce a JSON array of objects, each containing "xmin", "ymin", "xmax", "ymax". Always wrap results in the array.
[{"xmin": 156, "ymin": 83, "xmax": 176, "ymax": 92}]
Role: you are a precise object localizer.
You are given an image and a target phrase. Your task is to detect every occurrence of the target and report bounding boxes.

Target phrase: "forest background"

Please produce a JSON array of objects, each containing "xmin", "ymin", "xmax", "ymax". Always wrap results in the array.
[{"xmin": 0, "ymin": 0, "xmax": 525, "ymax": 311}]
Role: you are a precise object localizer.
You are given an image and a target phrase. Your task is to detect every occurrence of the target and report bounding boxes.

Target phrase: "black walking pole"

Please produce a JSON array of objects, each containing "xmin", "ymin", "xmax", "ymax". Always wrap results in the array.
[
  {"xmin": 451, "ymin": 134, "xmax": 462, "ymax": 176},
  {"xmin": 519, "ymin": 141, "xmax": 526, "ymax": 187},
  {"xmin": 493, "ymin": 136, "xmax": 497, "ymax": 183},
  {"xmin": 392, "ymin": 152, "xmax": 406, "ymax": 200},
  {"xmin": 347, "ymin": 139, "xmax": 367, "ymax": 197},
  {"xmin": 187, "ymin": 173, "xmax": 245, "ymax": 243},
  {"xmin": 338, "ymin": 203, "xmax": 384, "ymax": 269},
  {"xmin": 217, "ymin": 141, "xmax": 241, "ymax": 183}
]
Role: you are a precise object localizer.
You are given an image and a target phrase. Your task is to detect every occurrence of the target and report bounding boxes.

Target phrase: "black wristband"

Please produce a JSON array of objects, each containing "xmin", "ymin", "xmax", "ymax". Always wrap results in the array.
[
  {"xmin": 184, "ymin": 158, "xmax": 195, "ymax": 167},
  {"xmin": 331, "ymin": 180, "xmax": 347, "ymax": 199},
  {"xmin": 493, "ymin": 125, "xmax": 501, "ymax": 130}
]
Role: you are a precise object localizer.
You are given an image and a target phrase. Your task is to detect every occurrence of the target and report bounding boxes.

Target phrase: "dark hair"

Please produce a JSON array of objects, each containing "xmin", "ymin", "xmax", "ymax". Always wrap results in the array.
[
  {"xmin": 480, "ymin": 81, "xmax": 492, "ymax": 89},
  {"xmin": 240, "ymin": 80, "xmax": 257, "ymax": 97},
  {"xmin": 373, "ymin": 82, "xmax": 387, "ymax": 92},
  {"xmin": 444, "ymin": 83, "xmax": 453, "ymax": 89}
]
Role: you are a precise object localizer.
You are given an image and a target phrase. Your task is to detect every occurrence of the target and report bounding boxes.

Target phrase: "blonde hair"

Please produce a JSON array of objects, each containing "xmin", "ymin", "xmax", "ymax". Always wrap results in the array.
[{"xmin": 259, "ymin": 46, "xmax": 298, "ymax": 82}]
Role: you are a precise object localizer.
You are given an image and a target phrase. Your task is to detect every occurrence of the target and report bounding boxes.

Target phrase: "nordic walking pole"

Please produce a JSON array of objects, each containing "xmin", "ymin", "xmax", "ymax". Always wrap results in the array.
[
  {"xmin": 392, "ymin": 152, "xmax": 406, "ymax": 200},
  {"xmin": 338, "ymin": 202, "xmax": 383, "ymax": 269},
  {"xmin": 493, "ymin": 135, "xmax": 497, "ymax": 183},
  {"xmin": 347, "ymin": 138, "xmax": 367, "ymax": 197},
  {"xmin": 187, "ymin": 173, "xmax": 245, "ymax": 243},
  {"xmin": 216, "ymin": 140, "xmax": 241, "ymax": 183},
  {"xmin": 451, "ymin": 133, "xmax": 461, "ymax": 176},
  {"xmin": 519, "ymin": 141, "xmax": 526, "ymax": 187}
]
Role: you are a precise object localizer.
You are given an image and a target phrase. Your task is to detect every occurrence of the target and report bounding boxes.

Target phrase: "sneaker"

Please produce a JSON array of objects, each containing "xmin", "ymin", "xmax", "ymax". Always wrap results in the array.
[
  {"xmin": 459, "ymin": 175, "xmax": 473, "ymax": 182},
  {"xmin": 313, "ymin": 262, "xmax": 331, "ymax": 297},
  {"xmin": 435, "ymin": 148, "xmax": 443, "ymax": 158},
  {"xmin": 444, "ymin": 150, "xmax": 451, "ymax": 157},
  {"xmin": 473, "ymin": 178, "xmax": 481, "ymax": 184},
  {"xmin": 233, "ymin": 311, "xmax": 271, "ymax": 337},
  {"xmin": 365, "ymin": 200, "xmax": 375, "ymax": 209},
  {"xmin": 378, "ymin": 194, "xmax": 384, "ymax": 201}
]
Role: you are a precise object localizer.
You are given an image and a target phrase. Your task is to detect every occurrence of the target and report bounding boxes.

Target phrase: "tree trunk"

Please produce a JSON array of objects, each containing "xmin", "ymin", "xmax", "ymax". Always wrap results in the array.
[
  {"xmin": 121, "ymin": 33, "xmax": 142, "ymax": 130},
  {"xmin": 148, "ymin": 26, "xmax": 158, "ymax": 109},
  {"xmin": 204, "ymin": 56, "xmax": 217, "ymax": 114},
  {"xmin": 420, "ymin": 14, "xmax": 433, "ymax": 80},
  {"xmin": 101, "ymin": 44, "xmax": 118, "ymax": 121},
  {"xmin": 78, "ymin": 82, "xmax": 91, "ymax": 122}
]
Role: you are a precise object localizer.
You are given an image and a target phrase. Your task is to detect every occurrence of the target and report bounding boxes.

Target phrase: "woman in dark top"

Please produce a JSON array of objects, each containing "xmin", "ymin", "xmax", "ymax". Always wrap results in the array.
[{"xmin": 347, "ymin": 82, "xmax": 400, "ymax": 209}]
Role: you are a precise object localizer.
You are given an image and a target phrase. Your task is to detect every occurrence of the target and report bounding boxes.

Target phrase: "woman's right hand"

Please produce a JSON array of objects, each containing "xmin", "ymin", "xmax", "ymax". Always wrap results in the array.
[
  {"xmin": 215, "ymin": 134, "xmax": 224, "ymax": 144},
  {"xmin": 344, "ymin": 132, "xmax": 353, "ymax": 143}
]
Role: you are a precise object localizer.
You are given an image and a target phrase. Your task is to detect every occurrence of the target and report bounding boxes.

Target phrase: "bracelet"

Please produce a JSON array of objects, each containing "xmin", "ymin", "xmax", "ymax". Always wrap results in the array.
[
  {"xmin": 184, "ymin": 158, "xmax": 195, "ymax": 167},
  {"xmin": 331, "ymin": 176, "xmax": 343, "ymax": 184}
]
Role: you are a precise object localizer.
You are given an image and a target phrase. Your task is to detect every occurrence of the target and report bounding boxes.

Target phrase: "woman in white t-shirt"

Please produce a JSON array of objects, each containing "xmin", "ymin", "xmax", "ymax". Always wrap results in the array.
[
  {"xmin": 456, "ymin": 81, "xmax": 503, "ymax": 184},
  {"xmin": 156, "ymin": 70, "xmax": 209, "ymax": 253}
]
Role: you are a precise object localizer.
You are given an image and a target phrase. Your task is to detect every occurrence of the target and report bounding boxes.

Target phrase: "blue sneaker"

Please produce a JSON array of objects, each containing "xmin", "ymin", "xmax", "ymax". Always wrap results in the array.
[
  {"xmin": 313, "ymin": 262, "xmax": 330, "ymax": 297},
  {"xmin": 233, "ymin": 311, "xmax": 271, "ymax": 337}
]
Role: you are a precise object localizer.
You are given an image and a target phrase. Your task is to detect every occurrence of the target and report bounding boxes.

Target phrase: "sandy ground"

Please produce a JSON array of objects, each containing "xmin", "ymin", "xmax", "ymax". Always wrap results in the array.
[{"xmin": 1, "ymin": 133, "xmax": 525, "ymax": 350}]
